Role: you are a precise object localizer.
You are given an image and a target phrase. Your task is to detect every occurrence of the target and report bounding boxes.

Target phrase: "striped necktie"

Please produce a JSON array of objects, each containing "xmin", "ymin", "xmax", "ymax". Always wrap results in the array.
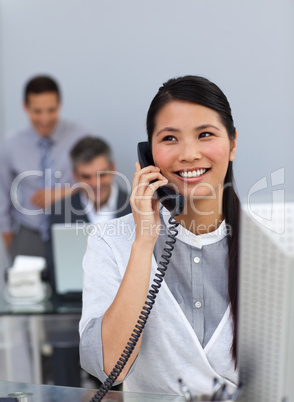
[{"xmin": 39, "ymin": 137, "xmax": 53, "ymax": 241}]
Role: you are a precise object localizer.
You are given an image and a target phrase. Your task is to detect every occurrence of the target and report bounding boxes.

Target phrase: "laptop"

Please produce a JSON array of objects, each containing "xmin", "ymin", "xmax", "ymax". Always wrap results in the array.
[{"xmin": 51, "ymin": 223, "xmax": 91, "ymax": 300}]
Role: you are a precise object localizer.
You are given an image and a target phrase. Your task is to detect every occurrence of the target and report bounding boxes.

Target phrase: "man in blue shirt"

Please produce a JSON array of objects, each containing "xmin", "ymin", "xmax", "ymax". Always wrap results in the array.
[{"xmin": 0, "ymin": 75, "xmax": 88, "ymax": 262}]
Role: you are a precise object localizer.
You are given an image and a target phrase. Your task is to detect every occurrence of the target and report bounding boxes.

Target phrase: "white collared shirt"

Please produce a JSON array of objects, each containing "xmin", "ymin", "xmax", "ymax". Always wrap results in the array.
[
  {"xmin": 80, "ymin": 182, "xmax": 119, "ymax": 224},
  {"xmin": 161, "ymin": 206, "xmax": 227, "ymax": 249}
]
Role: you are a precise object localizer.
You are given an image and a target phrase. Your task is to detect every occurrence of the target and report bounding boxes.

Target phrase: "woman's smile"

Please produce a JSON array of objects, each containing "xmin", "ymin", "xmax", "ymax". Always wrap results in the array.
[{"xmin": 175, "ymin": 167, "xmax": 209, "ymax": 180}]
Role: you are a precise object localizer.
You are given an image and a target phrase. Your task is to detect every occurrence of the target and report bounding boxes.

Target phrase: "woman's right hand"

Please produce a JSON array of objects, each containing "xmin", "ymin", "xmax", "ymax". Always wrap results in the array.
[{"xmin": 130, "ymin": 162, "xmax": 168, "ymax": 245}]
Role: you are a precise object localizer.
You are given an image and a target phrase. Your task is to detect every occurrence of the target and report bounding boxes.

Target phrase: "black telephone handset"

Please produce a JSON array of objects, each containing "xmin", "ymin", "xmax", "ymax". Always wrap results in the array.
[{"xmin": 137, "ymin": 142, "xmax": 184, "ymax": 217}]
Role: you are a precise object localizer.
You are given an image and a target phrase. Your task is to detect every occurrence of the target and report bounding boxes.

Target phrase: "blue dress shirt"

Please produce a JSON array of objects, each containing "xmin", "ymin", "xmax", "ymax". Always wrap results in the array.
[{"xmin": 0, "ymin": 120, "xmax": 88, "ymax": 233}]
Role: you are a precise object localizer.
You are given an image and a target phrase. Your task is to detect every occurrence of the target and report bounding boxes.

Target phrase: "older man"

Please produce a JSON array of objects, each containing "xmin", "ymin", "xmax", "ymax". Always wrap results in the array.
[{"xmin": 50, "ymin": 135, "xmax": 131, "ymax": 225}]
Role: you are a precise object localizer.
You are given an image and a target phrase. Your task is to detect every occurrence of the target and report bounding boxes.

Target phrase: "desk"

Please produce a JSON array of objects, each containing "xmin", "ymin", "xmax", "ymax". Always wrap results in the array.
[
  {"xmin": 0, "ymin": 294, "xmax": 82, "ymax": 385},
  {"xmin": 0, "ymin": 381, "xmax": 185, "ymax": 402},
  {"xmin": 0, "ymin": 293, "xmax": 82, "ymax": 315}
]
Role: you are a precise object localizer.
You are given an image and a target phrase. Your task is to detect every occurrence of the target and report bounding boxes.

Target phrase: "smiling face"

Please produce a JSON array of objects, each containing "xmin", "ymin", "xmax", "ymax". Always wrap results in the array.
[
  {"xmin": 73, "ymin": 155, "xmax": 115, "ymax": 209},
  {"xmin": 24, "ymin": 92, "xmax": 60, "ymax": 137},
  {"xmin": 151, "ymin": 101, "xmax": 236, "ymax": 212}
]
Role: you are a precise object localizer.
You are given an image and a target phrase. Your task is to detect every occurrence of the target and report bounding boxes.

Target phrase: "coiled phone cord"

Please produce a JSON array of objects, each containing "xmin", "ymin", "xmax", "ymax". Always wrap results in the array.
[{"xmin": 89, "ymin": 214, "xmax": 180, "ymax": 402}]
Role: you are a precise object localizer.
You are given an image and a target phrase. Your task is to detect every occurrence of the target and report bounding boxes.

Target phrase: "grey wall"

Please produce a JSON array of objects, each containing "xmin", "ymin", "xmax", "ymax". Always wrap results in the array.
[
  {"xmin": 0, "ymin": 0, "xmax": 293, "ymax": 200},
  {"xmin": 0, "ymin": 1, "xmax": 7, "ymax": 283}
]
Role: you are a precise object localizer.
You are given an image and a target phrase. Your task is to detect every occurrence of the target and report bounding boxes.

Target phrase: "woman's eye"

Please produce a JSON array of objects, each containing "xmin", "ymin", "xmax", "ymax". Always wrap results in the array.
[
  {"xmin": 199, "ymin": 132, "xmax": 212, "ymax": 139},
  {"xmin": 162, "ymin": 135, "xmax": 176, "ymax": 142}
]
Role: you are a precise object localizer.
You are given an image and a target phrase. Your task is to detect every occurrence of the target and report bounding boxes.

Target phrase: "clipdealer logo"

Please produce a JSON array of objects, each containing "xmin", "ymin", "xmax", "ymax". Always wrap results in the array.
[{"xmin": 247, "ymin": 167, "xmax": 285, "ymax": 234}]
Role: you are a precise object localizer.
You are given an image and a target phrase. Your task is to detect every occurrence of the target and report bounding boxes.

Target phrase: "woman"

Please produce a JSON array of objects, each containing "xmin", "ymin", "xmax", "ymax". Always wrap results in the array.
[{"xmin": 79, "ymin": 75, "xmax": 240, "ymax": 396}]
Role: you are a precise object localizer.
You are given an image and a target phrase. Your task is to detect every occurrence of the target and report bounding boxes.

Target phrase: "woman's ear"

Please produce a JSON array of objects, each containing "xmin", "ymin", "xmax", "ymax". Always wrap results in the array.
[{"xmin": 229, "ymin": 130, "xmax": 237, "ymax": 161}]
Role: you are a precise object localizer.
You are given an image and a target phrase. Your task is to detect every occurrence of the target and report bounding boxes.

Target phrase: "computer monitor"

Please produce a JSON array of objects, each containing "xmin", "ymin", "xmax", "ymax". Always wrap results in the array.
[
  {"xmin": 238, "ymin": 202, "xmax": 294, "ymax": 402},
  {"xmin": 51, "ymin": 223, "xmax": 91, "ymax": 295}
]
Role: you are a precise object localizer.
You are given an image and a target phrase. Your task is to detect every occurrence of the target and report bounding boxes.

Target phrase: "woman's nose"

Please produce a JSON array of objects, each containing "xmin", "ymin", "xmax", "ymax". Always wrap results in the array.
[{"xmin": 178, "ymin": 142, "xmax": 202, "ymax": 162}]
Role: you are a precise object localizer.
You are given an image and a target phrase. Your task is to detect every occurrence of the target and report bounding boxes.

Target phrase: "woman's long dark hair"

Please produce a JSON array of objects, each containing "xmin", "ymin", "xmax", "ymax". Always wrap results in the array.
[{"xmin": 146, "ymin": 75, "xmax": 240, "ymax": 361}]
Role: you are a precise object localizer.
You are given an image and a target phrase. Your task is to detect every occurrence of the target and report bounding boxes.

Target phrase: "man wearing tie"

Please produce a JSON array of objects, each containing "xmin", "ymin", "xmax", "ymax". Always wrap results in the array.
[{"xmin": 0, "ymin": 75, "xmax": 88, "ymax": 262}]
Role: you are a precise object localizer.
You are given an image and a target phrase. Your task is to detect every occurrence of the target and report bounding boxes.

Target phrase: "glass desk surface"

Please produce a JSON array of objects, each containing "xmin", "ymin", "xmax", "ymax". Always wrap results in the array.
[
  {"xmin": 0, "ymin": 293, "xmax": 82, "ymax": 316},
  {"xmin": 0, "ymin": 381, "xmax": 185, "ymax": 402}
]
